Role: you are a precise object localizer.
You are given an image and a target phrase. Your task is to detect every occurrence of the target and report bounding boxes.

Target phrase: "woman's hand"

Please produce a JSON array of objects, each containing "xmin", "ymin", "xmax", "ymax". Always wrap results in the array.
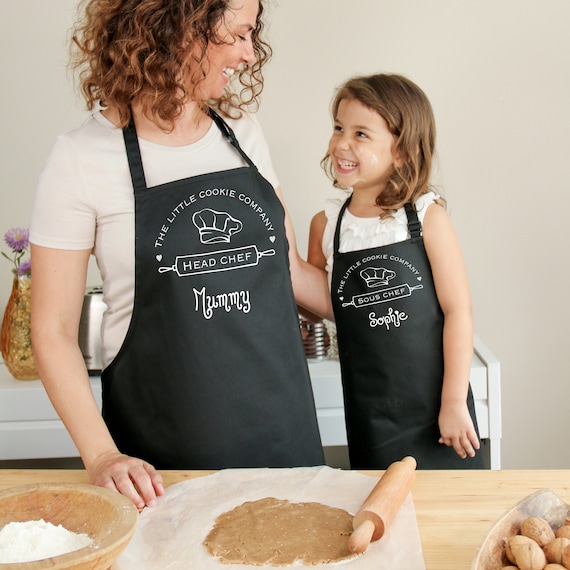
[
  {"xmin": 88, "ymin": 450, "xmax": 165, "ymax": 509},
  {"xmin": 438, "ymin": 401, "xmax": 481, "ymax": 459}
]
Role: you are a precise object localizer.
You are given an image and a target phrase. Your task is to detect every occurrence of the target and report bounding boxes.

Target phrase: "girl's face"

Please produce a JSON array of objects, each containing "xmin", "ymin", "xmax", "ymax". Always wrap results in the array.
[
  {"xmin": 328, "ymin": 98, "xmax": 399, "ymax": 193},
  {"xmin": 191, "ymin": 0, "xmax": 259, "ymax": 100}
]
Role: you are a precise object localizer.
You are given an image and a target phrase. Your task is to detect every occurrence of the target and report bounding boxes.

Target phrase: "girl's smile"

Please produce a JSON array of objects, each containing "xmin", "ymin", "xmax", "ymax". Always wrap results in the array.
[
  {"xmin": 336, "ymin": 158, "xmax": 359, "ymax": 174},
  {"xmin": 329, "ymin": 98, "xmax": 399, "ymax": 192}
]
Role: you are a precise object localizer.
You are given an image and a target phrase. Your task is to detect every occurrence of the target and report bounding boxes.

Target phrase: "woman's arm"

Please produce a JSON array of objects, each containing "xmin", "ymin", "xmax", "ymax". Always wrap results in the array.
[
  {"xmin": 30, "ymin": 244, "xmax": 164, "ymax": 507},
  {"xmin": 422, "ymin": 203, "xmax": 480, "ymax": 459},
  {"xmin": 275, "ymin": 188, "xmax": 334, "ymax": 321}
]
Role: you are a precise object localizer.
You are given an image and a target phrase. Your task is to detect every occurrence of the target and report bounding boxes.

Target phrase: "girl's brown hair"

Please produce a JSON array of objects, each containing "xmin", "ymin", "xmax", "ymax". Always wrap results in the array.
[
  {"xmin": 70, "ymin": 0, "xmax": 272, "ymax": 128},
  {"xmin": 322, "ymin": 73, "xmax": 442, "ymax": 216}
]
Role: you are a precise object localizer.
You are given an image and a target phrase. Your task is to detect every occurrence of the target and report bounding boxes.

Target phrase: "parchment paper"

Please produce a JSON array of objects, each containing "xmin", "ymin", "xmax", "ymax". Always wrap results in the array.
[{"xmin": 115, "ymin": 467, "xmax": 425, "ymax": 569}]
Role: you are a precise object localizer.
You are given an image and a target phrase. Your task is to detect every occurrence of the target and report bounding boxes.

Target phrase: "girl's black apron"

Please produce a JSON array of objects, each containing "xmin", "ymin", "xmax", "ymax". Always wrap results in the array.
[
  {"xmin": 101, "ymin": 110, "xmax": 324, "ymax": 470},
  {"xmin": 331, "ymin": 196, "xmax": 483, "ymax": 469}
]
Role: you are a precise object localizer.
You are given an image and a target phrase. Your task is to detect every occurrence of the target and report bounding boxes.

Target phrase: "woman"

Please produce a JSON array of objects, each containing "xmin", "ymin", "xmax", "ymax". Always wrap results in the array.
[{"xmin": 30, "ymin": 0, "xmax": 330, "ymax": 509}]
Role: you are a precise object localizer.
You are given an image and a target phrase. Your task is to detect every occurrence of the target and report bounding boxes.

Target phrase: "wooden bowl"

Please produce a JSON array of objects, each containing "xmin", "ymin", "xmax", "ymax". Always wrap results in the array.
[
  {"xmin": 0, "ymin": 483, "xmax": 138, "ymax": 569},
  {"xmin": 471, "ymin": 488, "xmax": 570, "ymax": 569}
]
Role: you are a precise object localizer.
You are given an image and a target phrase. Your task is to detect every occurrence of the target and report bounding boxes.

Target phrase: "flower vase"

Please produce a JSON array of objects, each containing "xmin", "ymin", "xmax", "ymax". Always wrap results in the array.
[{"xmin": 1, "ymin": 276, "xmax": 39, "ymax": 380}]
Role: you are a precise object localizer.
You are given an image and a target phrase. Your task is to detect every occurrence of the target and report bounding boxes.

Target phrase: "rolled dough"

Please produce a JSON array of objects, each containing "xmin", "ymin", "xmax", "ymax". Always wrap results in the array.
[{"xmin": 203, "ymin": 497, "xmax": 355, "ymax": 566}]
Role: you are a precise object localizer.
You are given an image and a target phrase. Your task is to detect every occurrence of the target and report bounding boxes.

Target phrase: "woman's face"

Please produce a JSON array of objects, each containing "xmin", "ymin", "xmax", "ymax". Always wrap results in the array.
[{"xmin": 191, "ymin": 0, "xmax": 259, "ymax": 100}]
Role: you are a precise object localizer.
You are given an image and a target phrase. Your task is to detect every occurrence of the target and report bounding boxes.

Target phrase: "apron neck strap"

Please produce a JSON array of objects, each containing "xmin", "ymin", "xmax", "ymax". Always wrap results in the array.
[
  {"xmin": 333, "ymin": 195, "xmax": 423, "ymax": 251},
  {"xmin": 404, "ymin": 203, "xmax": 422, "ymax": 238},
  {"xmin": 333, "ymin": 194, "xmax": 351, "ymax": 253},
  {"xmin": 208, "ymin": 108, "xmax": 256, "ymax": 168},
  {"xmin": 121, "ymin": 107, "xmax": 257, "ymax": 194},
  {"xmin": 123, "ymin": 116, "xmax": 148, "ymax": 194}
]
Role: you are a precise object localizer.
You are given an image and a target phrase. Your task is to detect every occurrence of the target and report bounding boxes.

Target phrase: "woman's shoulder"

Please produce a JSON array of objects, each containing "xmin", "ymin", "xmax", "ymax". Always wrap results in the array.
[
  {"xmin": 53, "ymin": 109, "xmax": 123, "ymax": 154},
  {"xmin": 38, "ymin": 111, "xmax": 119, "ymax": 177}
]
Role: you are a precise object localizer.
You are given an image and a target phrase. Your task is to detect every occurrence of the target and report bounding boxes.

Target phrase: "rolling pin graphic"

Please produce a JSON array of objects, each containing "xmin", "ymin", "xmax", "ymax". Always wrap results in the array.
[
  {"xmin": 348, "ymin": 456, "xmax": 417, "ymax": 554},
  {"xmin": 158, "ymin": 245, "xmax": 275, "ymax": 276},
  {"xmin": 342, "ymin": 283, "xmax": 423, "ymax": 308}
]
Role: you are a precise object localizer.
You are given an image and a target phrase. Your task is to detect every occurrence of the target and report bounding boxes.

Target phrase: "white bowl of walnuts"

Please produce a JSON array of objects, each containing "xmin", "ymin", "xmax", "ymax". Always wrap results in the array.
[{"xmin": 472, "ymin": 488, "xmax": 570, "ymax": 570}]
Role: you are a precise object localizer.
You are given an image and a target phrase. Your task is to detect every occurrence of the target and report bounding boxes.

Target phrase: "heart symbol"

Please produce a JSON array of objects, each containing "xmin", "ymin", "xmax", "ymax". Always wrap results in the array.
[
  {"xmin": 339, "ymin": 296, "xmax": 344, "ymax": 301},
  {"xmin": 269, "ymin": 236, "xmax": 276, "ymax": 243},
  {"xmin": 417, "ymin": 276, "xmax": 422, "ymax": 281},
  {"xmin": 156, "ymin": 254, "xmax": 163, "ymax": 262}
]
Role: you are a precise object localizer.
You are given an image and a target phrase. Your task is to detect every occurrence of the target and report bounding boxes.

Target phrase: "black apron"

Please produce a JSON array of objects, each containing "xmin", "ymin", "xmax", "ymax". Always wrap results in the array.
[
  {"xmin": 101, "ymin": 109, "xmax": 324, "ymax": 470},
  {"xmin": 331, "ymin": 196, "xmax": 483, "ymax": 469}
]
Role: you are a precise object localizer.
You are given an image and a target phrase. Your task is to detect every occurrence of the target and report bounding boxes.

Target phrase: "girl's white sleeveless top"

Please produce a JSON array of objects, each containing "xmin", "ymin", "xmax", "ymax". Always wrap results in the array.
[{"xmin": 321, "ymin": 191, "xmax": 439, "ymax": 278}]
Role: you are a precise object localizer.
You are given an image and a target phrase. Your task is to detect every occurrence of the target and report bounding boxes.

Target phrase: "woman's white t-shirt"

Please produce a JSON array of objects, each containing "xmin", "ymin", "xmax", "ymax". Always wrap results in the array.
[
  {"xmin": 321, "ymin": 191, "xmax": 439, "ymax": 279},
  {"xmin": 30, "ymin": 109, "xmax": 279, "ymax": 367}
]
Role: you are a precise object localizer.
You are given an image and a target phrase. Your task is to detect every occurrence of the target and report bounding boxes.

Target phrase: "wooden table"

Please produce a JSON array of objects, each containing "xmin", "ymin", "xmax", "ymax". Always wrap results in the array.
[{"xmin": 1, "ymin": 469, "xmax": 569, "ymax": 569}]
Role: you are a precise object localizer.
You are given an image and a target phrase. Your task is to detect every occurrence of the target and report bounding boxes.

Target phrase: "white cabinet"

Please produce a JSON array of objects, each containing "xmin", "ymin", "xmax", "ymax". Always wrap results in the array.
[
  {"xmin": 0, "ymin": 371, "xmax": 94, "ymax": 461},
  {"xmin": 0, "ymin": 336, "xmax": 501, "ymax": 468}
]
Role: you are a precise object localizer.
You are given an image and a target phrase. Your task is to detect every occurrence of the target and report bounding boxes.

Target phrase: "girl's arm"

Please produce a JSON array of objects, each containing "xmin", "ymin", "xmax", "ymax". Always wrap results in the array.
[
  {"xmin": 275, "ymin": 189, "xmax": 333, "ymax": 321},
  {"xmin": 30, "ymin": 244, "xmax": 164, "ymax": 507},
  {"xmin": 422, "ymin": 203, "xmax": 481, "ymax": 459},
  {"xmin": 307, "ymin": 211, "xmax": 328, "ymax": 270},
  {"xmin": 298, "ymin": 210, "xmax": 329, "ymax": 323}
]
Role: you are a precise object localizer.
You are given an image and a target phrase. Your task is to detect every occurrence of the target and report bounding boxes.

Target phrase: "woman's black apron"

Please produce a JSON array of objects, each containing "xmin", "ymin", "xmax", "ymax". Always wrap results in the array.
[
  {"xmin": 101, "ymin": 110, "xmax": 324, "ymax": 470},
  {"xmin": 331, "ymin": 196, "xmax": 483, "ymax": 469}
]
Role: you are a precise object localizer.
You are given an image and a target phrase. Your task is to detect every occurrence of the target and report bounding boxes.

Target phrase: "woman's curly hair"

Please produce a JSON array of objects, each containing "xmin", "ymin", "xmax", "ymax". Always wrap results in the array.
[
  {"xmin": 69, "ymin": 0, "xmax": 272, "ymax": 128},
  {"xmin": 321, "ymin": 73, "xmax": 444, "ymax": 217}
]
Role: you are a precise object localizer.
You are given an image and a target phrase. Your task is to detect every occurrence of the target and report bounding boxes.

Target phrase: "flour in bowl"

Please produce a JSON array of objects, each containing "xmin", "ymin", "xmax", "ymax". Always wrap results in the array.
[{"xmin": 0, "ymin": 519, "xmax": 93, "ymax": 563}]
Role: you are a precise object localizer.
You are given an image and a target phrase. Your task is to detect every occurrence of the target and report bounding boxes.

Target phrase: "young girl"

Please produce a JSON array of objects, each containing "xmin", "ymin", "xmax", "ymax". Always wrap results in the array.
[{"xmin": 308, "ymin": 73, "xmax": 484, "ymax": 469}]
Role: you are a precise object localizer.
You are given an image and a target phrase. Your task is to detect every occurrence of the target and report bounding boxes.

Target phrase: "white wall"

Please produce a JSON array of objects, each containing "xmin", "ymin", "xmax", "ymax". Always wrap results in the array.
[{"xmin": 2, "ymin": 0, "xmax": 569, "ymax": 468}]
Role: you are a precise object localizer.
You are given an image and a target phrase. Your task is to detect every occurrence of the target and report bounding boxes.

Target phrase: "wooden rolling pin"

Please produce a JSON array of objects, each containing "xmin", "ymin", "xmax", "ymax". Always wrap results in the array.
[{"xmin": 348, "ymin": 456, "xmax": 417, "ymax": 554}]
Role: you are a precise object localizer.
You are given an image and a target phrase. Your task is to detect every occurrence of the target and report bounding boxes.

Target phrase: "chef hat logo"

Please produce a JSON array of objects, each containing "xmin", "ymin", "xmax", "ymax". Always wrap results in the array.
[
  {"xmin": 192, "ymin": 208, "xmax": 243, "ymax": 244},
  {"xmin": 360, "ymin": 267, "xmax": 396, "ymax": 288}
]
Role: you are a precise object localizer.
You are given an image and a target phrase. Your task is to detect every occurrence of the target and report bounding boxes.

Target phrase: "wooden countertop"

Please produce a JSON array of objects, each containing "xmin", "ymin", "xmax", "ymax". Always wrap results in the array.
[{"xmin": 1, "ymin": 469, "xmax": 569, "ymax": 569}]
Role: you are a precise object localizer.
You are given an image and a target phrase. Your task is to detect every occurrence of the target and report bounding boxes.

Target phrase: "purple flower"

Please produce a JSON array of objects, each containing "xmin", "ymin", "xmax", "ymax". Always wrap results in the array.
[
  {"xmin": 2, "ymin": 227, "xmax": 31, "ymax": 277},
  {"xmin": 17, "ymin": 259, "xmax": 32, "ymax": 277},
  {"xmin": 4, "ymin": 227, "xmax": 30, "ymax": 253}
]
